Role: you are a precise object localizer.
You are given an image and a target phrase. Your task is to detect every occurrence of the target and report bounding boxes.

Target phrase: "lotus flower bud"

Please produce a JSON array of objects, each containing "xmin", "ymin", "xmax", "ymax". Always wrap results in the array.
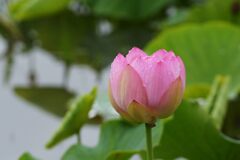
[{"xmin": 109, "ymin": 47, "xmax": 185, "ymax": 124}]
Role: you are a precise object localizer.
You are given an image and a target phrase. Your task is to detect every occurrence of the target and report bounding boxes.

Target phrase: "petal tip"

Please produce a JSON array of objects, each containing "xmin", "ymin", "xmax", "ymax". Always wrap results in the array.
[{"xmin": 126, "ymin": 47, "xmax": 146, "ymax": 63}]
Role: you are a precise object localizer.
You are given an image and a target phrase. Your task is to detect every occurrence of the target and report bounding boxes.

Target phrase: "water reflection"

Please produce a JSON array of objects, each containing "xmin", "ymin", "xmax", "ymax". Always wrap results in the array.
[{"xmin": 0, "ymin": 39, "xmax": 102, "ymax": 159}]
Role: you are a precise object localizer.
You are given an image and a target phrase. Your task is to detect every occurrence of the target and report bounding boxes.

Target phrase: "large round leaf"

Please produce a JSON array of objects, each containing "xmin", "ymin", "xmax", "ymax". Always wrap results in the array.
[
  {"xmin": 155, "ymin": 101, "xmax": 240, "ymax": 160},
  {"xmin": 145, "ymin": 22, "xmax": 240, "ymax": 95},
  {"xmin": 187, "ymin": 0, "xmax": 240, "ymax": 23},
  {"xmin": 62, "ymin": 120, "xmax": 163, "ymax": 160}
]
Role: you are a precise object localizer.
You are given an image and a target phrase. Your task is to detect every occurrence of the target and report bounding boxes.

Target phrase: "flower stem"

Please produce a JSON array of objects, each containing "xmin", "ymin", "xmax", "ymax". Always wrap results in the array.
[
  {"xmin": 76, "ymin": 130, "xmax": 81, "ymax": 144},
  {"xmin": 145, "ymin": 123, "xmax": 154, "ymax": 160}
]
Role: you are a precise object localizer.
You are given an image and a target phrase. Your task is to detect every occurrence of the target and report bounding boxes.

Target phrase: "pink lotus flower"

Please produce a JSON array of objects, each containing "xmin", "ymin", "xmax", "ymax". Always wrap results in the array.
[{"xmin": 109, "ymin": 47, "xmax": 185, "ymax": 124}]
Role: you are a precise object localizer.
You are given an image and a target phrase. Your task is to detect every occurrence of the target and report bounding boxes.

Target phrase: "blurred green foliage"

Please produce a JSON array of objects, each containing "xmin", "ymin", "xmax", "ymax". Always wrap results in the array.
[
  {"xmin": 223, "ymin": 92, "xmax": 240, "ymax": 139},
  {"xmin": 9, "ymin": 0, "xmax": 70, "ymax": 21},
  {"xmin": 19, "ymin": 152, "xmax": 39, "ymax": 160},
  {"xmin": 83, "ymin": 0, "xmax": 171, "ymax": 21}
]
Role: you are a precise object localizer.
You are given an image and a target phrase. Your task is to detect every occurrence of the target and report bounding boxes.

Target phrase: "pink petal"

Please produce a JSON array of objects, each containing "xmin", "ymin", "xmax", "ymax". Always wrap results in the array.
[
  {"xmin": 156, "ymin": 77, "xmax": 184, "ymax": 118},
  {"xmin": 130, "ymin": 56, "xmax": 181, "ymax": 107},
  {"xmin": 162, "ymin": 51, "xmax": 176, "ymax": 60},
  {"xmin": 126, "ymin": 47, "xmax": 146, "ymax": 63},
  {"xmin": 117, "ymin": 65, "xmax": 148, "ymax": 110},
  {"xmin": 177, "ymin": 56, "xmax": 186, "ymax": 89},
  {"xmin": 151, "ymin": 49, "xmax": 168, "ymax": 61},
  {"xmin": 110, "ymin": 54, "xmax": 127, "ymax": 104},
  {"xmin": 147, "ymin": 49, "xmax": 175, "ymax": 63},
  {"xmin": 127, "ymin": 100, "xmax": 157, "ymax": 124},
  {"xmin": 108, "ymin": 83, "xmax": 135, "ymax": 122},
  {"xmin": 108, "ymin": 82, "xmax": 123, "ymax": 113}
]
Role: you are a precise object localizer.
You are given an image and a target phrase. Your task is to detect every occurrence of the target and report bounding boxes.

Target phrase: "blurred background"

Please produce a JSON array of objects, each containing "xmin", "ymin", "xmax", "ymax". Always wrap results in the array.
[{"xmin": 1, "ymin": 0, "xmax": 240, "ymax": 159}]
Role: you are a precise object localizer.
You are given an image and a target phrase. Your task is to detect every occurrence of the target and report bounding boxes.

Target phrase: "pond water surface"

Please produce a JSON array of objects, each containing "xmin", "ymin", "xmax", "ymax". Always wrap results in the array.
[{"xmin": 0, "ymin": 39, "xmax": 101, "ymax": 159}]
